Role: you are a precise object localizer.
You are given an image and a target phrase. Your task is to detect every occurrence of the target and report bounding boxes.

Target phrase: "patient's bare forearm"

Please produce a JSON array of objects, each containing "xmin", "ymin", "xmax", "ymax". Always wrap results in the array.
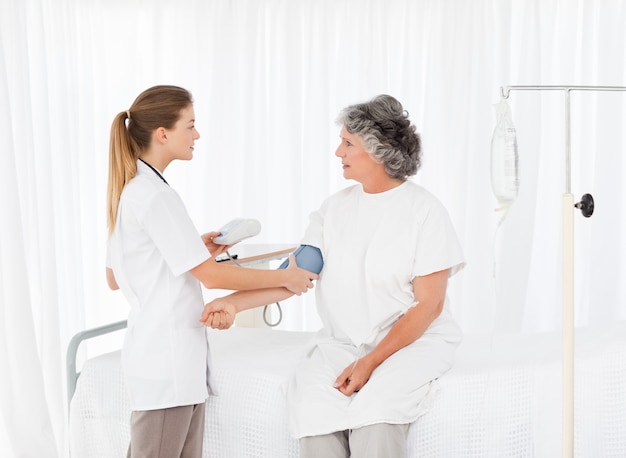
[
  {"xmin": 201, "ymin": 287, "xmax": 297, "ymax": 327},
  {"xmin": 229, "ymin": 287, "xmax": 295, "ymax": 313}
]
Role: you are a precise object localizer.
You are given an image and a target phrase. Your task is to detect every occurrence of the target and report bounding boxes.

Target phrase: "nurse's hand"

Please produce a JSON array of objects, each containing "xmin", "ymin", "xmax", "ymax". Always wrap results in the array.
[
  {"xmin": 201, "ymin": 231, "xmax": 232, "ymax": 257},
  {"xmin": 334, "ymin": 357, "xmax": 376, "ymax": 396},
  {"xmin": 283, "ymin": 254, "xmax": 318, "ymax": 295},
  {"xmin": 200, "ymin": 298, "xmax": 236, "ymax": 330}
]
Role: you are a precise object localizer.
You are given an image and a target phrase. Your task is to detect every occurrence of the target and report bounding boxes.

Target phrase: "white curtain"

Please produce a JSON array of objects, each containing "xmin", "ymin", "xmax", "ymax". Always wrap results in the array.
[{"xmin": 2, "ymin": 0, "xmax": 625, "ymax": 455}]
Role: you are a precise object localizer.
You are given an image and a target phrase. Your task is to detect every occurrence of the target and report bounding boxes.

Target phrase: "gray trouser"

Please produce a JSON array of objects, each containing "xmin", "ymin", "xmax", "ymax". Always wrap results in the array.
[
  {"xmin": 126, "ymin": 403, "xmax": 206, "ymax": 458},
  {"xmin": 299, "ymin": 423, "xmax": 410, "ymax": 458}
]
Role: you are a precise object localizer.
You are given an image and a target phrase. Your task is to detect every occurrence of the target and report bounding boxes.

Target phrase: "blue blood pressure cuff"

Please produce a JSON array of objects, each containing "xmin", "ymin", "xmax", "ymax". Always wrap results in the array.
[{"xmin": 278, "ymin": 245, "xmax": 324, "ymax": 275}]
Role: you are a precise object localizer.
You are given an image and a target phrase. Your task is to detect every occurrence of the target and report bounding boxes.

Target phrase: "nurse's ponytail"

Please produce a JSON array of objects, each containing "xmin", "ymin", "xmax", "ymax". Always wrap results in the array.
[
  {"xmin": 107, "ymin": 110, "xmax": 137, "ymax": 235},
  {"xmin": 106, "ymin": 85, "xmax": 193, "ymax": 235}
]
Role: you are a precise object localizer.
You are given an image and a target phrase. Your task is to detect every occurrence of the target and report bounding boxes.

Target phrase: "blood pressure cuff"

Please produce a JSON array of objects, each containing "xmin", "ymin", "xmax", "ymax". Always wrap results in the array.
[{"xmin": 278, "ymin": 244, "xmax": 324, "ymax": 275}]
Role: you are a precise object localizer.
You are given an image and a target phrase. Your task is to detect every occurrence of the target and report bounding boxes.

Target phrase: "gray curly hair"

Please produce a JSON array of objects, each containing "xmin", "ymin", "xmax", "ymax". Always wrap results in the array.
[{"xmin": 336, "ymin": 94, "xmax": 422, "ymax": 179}]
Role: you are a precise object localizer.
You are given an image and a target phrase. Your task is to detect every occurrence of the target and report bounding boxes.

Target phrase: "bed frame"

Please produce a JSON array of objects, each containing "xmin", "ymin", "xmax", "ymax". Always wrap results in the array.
[{"xmin": 66, "ymin": 319, "xmax": 127, "ymax": 410}]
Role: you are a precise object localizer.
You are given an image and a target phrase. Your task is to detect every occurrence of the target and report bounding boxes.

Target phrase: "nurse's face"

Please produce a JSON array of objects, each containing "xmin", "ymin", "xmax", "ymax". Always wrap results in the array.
[
  {"xmin": 335, "ymin": 127, "xmax": 382, "ymax": 184},
  {"xmin": 165, "ymin": 104, "xmax": 201, "ymax": 161}
]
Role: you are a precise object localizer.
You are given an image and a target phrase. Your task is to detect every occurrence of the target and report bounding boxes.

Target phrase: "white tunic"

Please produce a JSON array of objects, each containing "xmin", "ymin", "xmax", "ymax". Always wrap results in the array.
[
  {"xmin": 107, "ymin": 161, "xmax": 215, "ymax": 411},
  {"xmin": 287, "ymin": 181, "xmax": 465, "ymax": 438}
]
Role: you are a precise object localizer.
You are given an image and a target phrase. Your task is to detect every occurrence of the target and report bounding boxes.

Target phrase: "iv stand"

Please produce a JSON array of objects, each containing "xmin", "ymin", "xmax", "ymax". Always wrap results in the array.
[{"xmin": 499, "ymin": 85, "xmax": 626, "ymax": 458}]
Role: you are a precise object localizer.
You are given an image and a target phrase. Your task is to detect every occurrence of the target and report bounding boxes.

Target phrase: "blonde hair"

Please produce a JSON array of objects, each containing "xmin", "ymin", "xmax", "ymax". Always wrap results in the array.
[{"xmin": 106, "ymin": 85, "xmax": 193, "ymax": 235}]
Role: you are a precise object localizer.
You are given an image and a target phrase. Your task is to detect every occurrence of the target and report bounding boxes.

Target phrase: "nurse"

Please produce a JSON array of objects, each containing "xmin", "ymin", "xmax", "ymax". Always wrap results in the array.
[
  {"xmin": 105, "ymin": 85, "xmax": 317, "ymax": 458},
  {"xmin": 201, "ymin": 94, "xmax": 465, "ymax": 457}
]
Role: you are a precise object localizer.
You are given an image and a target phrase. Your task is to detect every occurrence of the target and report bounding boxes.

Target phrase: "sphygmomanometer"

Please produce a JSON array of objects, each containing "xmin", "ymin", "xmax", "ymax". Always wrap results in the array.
[
  {"xmin": 213, "ymin": 217, "xmax": 324, "ymax": 327},
  {"xmin": 265, "ymin": 244, "xmax": 323, "ymax": 327},
  {"xmin": 277, "ymin": 244, "xmax": 324, "ymax": 275}
]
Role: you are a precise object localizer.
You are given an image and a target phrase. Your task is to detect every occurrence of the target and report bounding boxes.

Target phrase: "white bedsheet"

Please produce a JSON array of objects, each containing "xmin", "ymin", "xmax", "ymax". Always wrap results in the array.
[{"xmin": 69, "ymin": 323, "xmax": 626, "ymax": 457}]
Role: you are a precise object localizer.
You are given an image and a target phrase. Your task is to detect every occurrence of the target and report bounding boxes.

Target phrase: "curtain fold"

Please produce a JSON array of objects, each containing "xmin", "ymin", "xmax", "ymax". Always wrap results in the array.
[
  {"xmin": 2, "ymin": 0, "xmax": 625, "ymax": 455},
  {"xmin": 1, "ymin": 14, "xmax": 59, "ymax": 455}
]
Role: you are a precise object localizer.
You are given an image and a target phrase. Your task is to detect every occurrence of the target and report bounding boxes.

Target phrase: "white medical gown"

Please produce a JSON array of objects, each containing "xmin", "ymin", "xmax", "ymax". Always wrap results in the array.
[{"xmin": 287, "ymin": 181, "xmax": 465, "ymax": 438}]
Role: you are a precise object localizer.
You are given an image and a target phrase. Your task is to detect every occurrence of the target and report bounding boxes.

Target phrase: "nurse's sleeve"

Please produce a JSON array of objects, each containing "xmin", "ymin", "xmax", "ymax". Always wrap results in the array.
[
  {"xmin": 141, "ymin": 190, "xmax": 210, "ymax": 277},
  {"xmin": 412, "ymin": 200, "xmax": 465, "ymax": 279}
]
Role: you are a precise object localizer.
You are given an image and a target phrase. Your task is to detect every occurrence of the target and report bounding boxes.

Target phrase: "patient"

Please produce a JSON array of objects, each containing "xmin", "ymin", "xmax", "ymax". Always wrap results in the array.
[{"xmin": 200, "ymin": 94, "xmax": 465, "ymax": 458}]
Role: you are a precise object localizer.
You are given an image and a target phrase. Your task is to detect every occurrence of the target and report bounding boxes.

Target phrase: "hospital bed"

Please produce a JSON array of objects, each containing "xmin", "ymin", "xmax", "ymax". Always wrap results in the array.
[
  {"xmin": 68, "ymin": 246, "xmax": 626, "ymax": 456},
  {"xmin": 67, "ymin": 319, "xmax": 626, "ymax": 457}
]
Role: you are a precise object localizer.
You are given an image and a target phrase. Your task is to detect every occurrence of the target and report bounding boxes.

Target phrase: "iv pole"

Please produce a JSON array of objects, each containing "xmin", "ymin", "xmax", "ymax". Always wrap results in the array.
[{"xmin": 499, "ymin": 85, "xmax": 626, "ymax": 458}]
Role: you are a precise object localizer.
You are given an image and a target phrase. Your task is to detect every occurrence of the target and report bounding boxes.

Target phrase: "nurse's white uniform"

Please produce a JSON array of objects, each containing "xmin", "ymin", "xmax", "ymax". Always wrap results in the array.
[
  {"xmin": 107, "ymin": 160, "xmax": 216, "ymax": 411},
  {"xmin": 287, "ymin": 181, "xmax": 465, "ymax": 438}
]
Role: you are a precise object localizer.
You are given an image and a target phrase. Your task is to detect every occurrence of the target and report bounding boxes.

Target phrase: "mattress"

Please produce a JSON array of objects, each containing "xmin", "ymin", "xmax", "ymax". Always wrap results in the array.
[{"xmin": 69, "ymin": 322, "xmax": 626, "ymax": 457}]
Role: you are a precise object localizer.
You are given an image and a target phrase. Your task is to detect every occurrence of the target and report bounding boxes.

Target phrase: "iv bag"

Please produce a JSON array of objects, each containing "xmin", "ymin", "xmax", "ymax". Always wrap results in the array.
[{"xmin": 490, "ymin": 98, "xmax": 519, "ymax": 212}]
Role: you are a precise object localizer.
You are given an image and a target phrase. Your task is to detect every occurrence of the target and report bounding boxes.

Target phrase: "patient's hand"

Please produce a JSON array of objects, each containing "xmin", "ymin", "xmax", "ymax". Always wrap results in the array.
[
  {"xmin": 334, "ymin": 356, "xmax": 376, "ymax": 396},
  {"xmin": 200, "ymin": 297, "xmax": 237, "ymax": 330}
]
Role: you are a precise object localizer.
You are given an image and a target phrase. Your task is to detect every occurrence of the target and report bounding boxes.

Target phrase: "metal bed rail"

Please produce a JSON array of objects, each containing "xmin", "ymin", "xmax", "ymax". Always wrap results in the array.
[{"xmin": 66, "ymin": 319, "xmax": 128, "ymax": 410}]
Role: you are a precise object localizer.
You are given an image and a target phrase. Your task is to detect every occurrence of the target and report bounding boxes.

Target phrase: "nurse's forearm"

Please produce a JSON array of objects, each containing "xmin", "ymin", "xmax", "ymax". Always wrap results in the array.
[
  {"xmin": 190, "ymin": 255, "xmax": 315, "ymax": 293},
  {"xmin": 106, "ymin": 267, "xmax": 119, "ymax": 290}
]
